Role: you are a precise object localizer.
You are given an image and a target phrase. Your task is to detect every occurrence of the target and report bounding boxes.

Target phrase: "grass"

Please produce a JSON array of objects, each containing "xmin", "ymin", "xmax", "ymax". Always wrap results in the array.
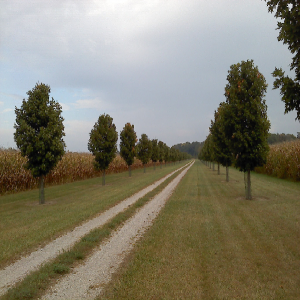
[
  {"xmin": 100, "ymin": 160, "xmax": 300, "ymax": 299},
  {"xmin": 0, "ymin": 161, "xmax": 187, "ymax": 268},
  {"xmin": 0, "ymin": 166, "xmax": 185, "ymax": 300}
]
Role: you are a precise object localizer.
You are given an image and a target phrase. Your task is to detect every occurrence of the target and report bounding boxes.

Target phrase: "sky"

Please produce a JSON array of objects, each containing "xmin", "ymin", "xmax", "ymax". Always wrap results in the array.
[{"xmin": 0, "ymin": 0, "xmax": 299, "ymax": 152}]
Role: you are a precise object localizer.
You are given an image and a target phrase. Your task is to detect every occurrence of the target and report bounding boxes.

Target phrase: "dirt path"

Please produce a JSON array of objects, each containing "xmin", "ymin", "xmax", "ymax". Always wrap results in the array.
[
  {"xmin": 41, "ymin": 161, "xmax": 194, "ymax": 300},
  {"xmin": 0, "ymin": 163, "xmax": 191, "ymax": 297}
]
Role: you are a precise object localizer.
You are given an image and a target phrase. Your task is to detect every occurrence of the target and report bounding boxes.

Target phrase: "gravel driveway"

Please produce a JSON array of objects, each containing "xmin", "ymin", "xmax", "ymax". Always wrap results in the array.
[
  {"xmin": 41, "ymin": 161, "xmax": 193, "ymax": 299},
  {"xmin": 0, "ymin": 162, "xmax": 192, "ymax": 297}
]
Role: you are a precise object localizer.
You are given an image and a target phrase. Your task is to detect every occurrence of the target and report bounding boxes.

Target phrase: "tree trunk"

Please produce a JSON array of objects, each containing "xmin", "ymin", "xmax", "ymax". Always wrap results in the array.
[
  {"xmin": 226, "ymin": 165, "xmax": 229, "ymax": 182},
  {"xmin": 160, "ymin": 162, "xmax": 162, "ymax": 169},
  {"xmin": 245, "ymin": 170, "xmax": 252, "ymax": 200},
  {"xmin": 102, "ymin": 170, "xmax": 105, "ymax": 186},
  {"xmin": 218, "ymin": 163, "xmax": 220, "ymax": 175},
  {"xmin": 153, "ymin": 162, "xmax": 156, "ymax": 170},
  {"xmin": 213, "ymin": 162, "xmax": 215, "ymax": 171},
  {"xmin": 39, "ymin": 175, "xmax": 45, "ymax": 204},
  {"xmin": 143, "ymin": 164, "xmax": 146, "ymax": 173},
  {"xmin": 129, "ymin": 165, "xmax": 132, "ymax": 177}
]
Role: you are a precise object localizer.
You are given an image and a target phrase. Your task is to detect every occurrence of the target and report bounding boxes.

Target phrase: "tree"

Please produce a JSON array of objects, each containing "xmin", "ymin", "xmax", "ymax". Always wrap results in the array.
[
  {"xmin": 163, "ymin": 143, "xmax": 170, "ymax": 166},
  {"xmin": 151, "ymin": 139, "xmax": 159, "ymax": 170},
  {"xmin": 170, "ymin": 146, "xmax": 179, "ymax": 165},
  {"xmin": 136, "ymin": 133, "xmax": 152, "ymax": 173},
  {"xmin": 265, "ymin": 0, "xmax": 300, "ymax": 120},
  {"xmin": 120, "ymin": 123, "xmax": 137, "ymax": 177},
  {"xmin": 158, "ymin": 141, "xmax": 165, "ymax": 168},
  {"xmin": 209, "ymin": 102, "xmax": 233, "ymax": 181},
  {"xmin": 14, "ymin": 83, "xmax": 65, "ymax": 204},
  {"xmin": 88, "ymin": 114, "xmax": 118, "ymax": 186},
  {"xmin": 224, "ymin": 60, "xmax": 270, "ymax": 199}
]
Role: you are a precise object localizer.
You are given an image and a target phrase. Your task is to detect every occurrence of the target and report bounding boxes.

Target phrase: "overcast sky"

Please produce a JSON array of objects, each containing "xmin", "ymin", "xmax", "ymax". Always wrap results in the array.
[{"xmin": 0, "ymin": 0, "xmax": 299, "ymax": 152}]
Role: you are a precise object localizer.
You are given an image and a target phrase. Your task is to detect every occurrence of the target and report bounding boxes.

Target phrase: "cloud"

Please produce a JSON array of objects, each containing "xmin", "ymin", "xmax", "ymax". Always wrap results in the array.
[
  {"xmin": 72, "ymin": 98, "xmax": 112, "ymax": 111},
  {"xmin": 1, "ymin": 108, "xmax": 13, "ymax": 114}
]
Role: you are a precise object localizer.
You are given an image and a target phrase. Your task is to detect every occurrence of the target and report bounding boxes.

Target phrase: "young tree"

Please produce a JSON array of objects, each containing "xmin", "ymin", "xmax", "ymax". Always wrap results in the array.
[
  {"xmin": 14, "ymin": 83, "xmax": 65, "ymax": 204},
  {"xmin": 136, "ymin": 133, "xmax": 152, "ymax": 173},
  {"xmin": 163, "ymin": 143, "xmax": 170, "ymax": 166},
  {"xmin": 170, "ymin": 146, "xmax": 179, "ymax": 165},
  {"xmin": 224, "ymin": 60, "xmax": 270, "ymax": 199},
  {"xmin": 88, "ymin": 113, "xmax": 118, "ymax": 186},
  {"xmin": 151, "ymin": 139, "xmax": 159, "ymax": 170},
  {"xmin": 209, "ymin": 102, "xmax": 233, "ymax": 181},
  {"xmin": 264, "ymin": 0, "xmax": 300, "ymax": 121},
  {"xmin": 120, "ymin": 123, "xmax": 137, "ymax": 177},
  {"xmin": 158, "ymin": 140, "xmax": 165, "ymax": 168}
]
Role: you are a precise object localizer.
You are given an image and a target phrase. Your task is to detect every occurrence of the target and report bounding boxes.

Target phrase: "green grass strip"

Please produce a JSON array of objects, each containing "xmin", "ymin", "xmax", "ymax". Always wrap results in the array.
[{"xmin": 0, "ymin": 165, "xmax": 187, "ymax": 300}]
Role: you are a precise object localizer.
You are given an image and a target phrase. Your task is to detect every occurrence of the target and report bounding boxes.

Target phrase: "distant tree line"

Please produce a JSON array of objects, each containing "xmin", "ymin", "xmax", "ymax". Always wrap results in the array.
[
  {"xmin": 173, "ymin": 141, "xmax": 204, "ymax": 158},
  {"xmin": 267, "ymin": 133, "xmax": 296, "ymax": 145}
]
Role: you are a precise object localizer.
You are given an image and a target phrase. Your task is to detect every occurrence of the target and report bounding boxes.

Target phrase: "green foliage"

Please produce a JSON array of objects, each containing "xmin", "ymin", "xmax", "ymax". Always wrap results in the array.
[
  {"xmin": 198, "ymin": 134, "xmax": 214, "ymax": 162},
  {"xmin": 224, "ymin": 60, "xmax": 270, "ymax": 172},
  {"xmin": 136, "ymin": 134, "xmax": 152, "ymax": 165},
  {"xmin": 169, "ymin": 146, "xmax": 179, "ymax": 163},
  {"xmin": 14, "ymin": 83, "xmax": 65, "ymax": 178},
  {"xmin": 158, "ymin": 141, "xmax": 165, "ymax": 163},
  {"xmin": 209, "ymin": 103, "xmax": 233, "ymax": 167},
  {"xmin": 268, "ymin": 132, "xmax": 296, "ymax": 144},
  {"xmin": 151, "ymin": 139, "xmax": 159, "ymax": 163},
  {"xmin": 120, "ymin": 123, "xmax": 137, "ymax": 167},
  {"xmin": 87, "ymin": 114, "xmax": 118, "ymax": 171},
  {"xmin": 265, "ymin": 0, "xmax": 300, "ymax": 120},
  {"xmin": 173, "ymin": 141, "xmax": 203, "ymax": 157}
]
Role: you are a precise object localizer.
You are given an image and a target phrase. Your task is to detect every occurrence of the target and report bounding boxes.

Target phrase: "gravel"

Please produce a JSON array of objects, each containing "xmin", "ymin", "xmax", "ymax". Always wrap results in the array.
[
  {"xmin": 41, "ymin": 161, "xmax": 193, "ymax": 300},
  {"xmin": 0, "ymin": 163, "xmax": 190, "ymax": 297}
]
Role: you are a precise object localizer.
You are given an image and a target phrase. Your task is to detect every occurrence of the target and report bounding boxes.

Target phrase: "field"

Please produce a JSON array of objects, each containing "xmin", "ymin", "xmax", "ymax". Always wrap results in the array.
[
  {"xmin": 0, "ymin": 160, "xmax": 300, "ymax": 299},
  {"xmin": 255, "ymin": 139, "xmax": 300, "ymax": 181},
  {"xmin": 0, "ymin": 150, "xmax": 155, "ymax": 195}
]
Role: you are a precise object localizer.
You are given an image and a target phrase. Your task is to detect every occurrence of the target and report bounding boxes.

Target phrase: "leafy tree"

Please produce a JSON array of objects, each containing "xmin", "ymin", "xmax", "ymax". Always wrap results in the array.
[
  {"xmin": 120, "ymin": 123, "xmax": 137, "ymax": 177},
  {"xmin": 158, "ymin": 140, "xmax": 165, "ymax": 168},
  {"xmin": 151, "ymin": 139, "xmax": 159, "ymax": 170},
  {"xmin": 136, "ymin": 133, "xmax": 152, "ymax": 173},
  {"xmin": 163, "ymin": 143, "xmax": 170, "ymax": 166},
  {"xmin": 169, "ymin": 146, "xmax": 179, "ymax": 165},
  {"xmin": 88, "ymin": 114, "xmax": 118, "ymax": 186},
  {"xmin": 14, "ymin": 83, "xmax": 65, "ymax": 204},
  {"xmin": 265, "ymin": 0, "xmax": 300, "ymax": 120},
  {"xmin": 209, "ymin": 102, "xmax": 233, "ymax": 181},
  {"xmin": 224, "ymin": 60, "xmax": 270, "ymax": 199}
]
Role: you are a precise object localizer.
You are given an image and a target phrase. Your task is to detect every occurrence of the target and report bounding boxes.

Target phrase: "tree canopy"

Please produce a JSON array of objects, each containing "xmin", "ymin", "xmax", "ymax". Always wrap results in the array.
[
  {"xmin": 136, "ymin": 133, "xmax": 152, "ymax": 172},
  {"xmin": 14, "ymin": 82, "xmax": 65, "ymax": 204},
  {"xmin": 120, "ymin": 123, "xmax": 137, "ymax": 176},
  {"xmin": 88, "ymin": 113, "xmax": 118, "ymax": 185},
  {"xmin": 265, "ymin": 0, "xmax": 300, "ymax": 120}
]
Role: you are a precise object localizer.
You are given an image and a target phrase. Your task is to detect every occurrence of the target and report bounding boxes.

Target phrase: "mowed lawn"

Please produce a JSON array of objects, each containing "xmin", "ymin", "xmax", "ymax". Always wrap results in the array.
[{"xmin": 101, "ymin": 160, "xmax": 300, "ymax": 300}]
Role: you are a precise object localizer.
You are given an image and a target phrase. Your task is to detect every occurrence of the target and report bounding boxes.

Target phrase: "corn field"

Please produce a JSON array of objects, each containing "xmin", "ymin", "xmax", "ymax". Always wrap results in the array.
[
  {"xmin": 255, "ymin": 139, "xmax": 300, "ymax": 181},
  {"xmin": 0, "ymin": 150, "xmax": 154, "ymax": 195}
]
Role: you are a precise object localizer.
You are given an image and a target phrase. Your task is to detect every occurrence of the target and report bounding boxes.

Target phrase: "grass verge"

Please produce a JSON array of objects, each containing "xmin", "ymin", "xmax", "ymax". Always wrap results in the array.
[
  {"xmin": 100, "ymin": 160, "xmax": 300, "ymax": 300},
  {"xmin": 0, "ymin": 165, "xmax": 188, "ymax": 300},
  {"xmin": 0, "ymin": 161, "xmax": 188, "ymax": 268}
]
